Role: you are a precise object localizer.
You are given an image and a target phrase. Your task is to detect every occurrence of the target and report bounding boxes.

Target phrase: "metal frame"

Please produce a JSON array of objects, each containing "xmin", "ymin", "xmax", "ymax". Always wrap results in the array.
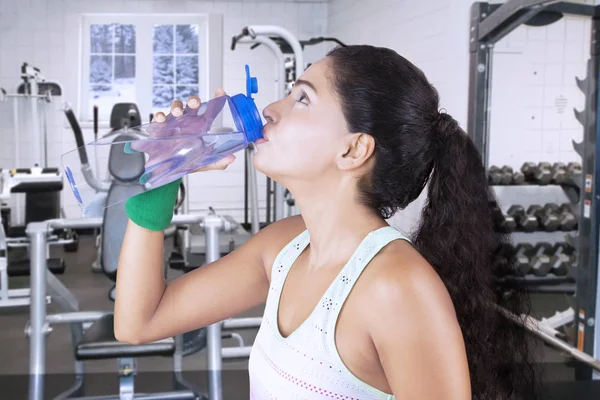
[
  {"xmin": 26, "ymin": 214, "xmax": 261, "ymax": 400},
  {"xmin": 467, "ymin": 0, "xmax": 600, "ymax": 379},
  {"xmin": 232, "ymin": 34, "xmax": 287, "ymax": 224},
  {"xmin": 232, "ymin": 25, "xmax": 304, "ymax": 221}
]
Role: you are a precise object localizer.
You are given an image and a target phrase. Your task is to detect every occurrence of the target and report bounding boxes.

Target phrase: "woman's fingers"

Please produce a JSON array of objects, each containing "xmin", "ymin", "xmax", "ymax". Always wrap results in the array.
[
  {"xmin": 193, "ymin": 154, "xmax": 236, "ymax": 172},
  {"xmin": 186, "ymin": 96, "xmax": 200, "ymax": 109},
  {"xmin": 170, "ymin": 99, "xmax": 184, "ymax": 118},
  {"xmin": 152, "ymin": 112, "xmax": 166, "ymax": 123}
]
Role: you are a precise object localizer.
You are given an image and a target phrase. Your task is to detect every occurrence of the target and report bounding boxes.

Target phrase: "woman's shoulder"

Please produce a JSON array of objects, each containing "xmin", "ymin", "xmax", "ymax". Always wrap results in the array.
[
  {"xmin": 353, "ymin": 241, "xmax": 459, "ymax": 330},
  {"xmin": 250, "ymin": 215, "xmax": 307, "ymax": 280}
]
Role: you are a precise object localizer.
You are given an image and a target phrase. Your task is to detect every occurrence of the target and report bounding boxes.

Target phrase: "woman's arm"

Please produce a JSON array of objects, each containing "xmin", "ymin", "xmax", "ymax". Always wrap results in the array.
[
  {"xmin": 114, "ymin": 214, "xmax": 305, "ymax": 344},
  {"xmin": 366, "ymin": 253, "xmax": 471, "ymax": 400}
]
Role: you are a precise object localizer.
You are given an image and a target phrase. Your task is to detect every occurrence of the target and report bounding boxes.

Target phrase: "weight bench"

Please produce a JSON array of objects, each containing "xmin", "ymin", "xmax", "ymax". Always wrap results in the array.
[
  {"xmin": 54, "ymin": 128, "xmax": 205, "ymax": 400},
  {"xmin": 62, "ymin": 314, "xmax": 194, "ymax": 400}
]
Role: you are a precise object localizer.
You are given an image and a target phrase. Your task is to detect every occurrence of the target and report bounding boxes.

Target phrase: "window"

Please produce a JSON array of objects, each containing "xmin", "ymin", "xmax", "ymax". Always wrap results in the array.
[
  {"xmin": 152, "ymin": 24, "xmax": 200, "ymax": 108},
  {"xmin": 89, "ymin": 24, "xmax": 137, "ymax": 115},
  {"xmin": 80, "ymin": 14, "xmax": 222, "ymax": 123}
]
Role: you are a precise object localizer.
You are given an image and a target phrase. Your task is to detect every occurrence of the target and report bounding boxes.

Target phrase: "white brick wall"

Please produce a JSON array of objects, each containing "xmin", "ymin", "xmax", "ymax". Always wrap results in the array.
[
  {"xmin": 327, "ymin": 0, "xmax": 592, "ymax": 234},
  {"xmin": 0, "ymin": 0, "xmax": 328, "ymax": 223}
]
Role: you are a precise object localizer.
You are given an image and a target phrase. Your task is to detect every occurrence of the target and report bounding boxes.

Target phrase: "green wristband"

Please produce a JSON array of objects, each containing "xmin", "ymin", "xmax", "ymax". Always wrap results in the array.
[{"xmin": 125, "ymin": 178, "xmax": 182, "ymax": 232}]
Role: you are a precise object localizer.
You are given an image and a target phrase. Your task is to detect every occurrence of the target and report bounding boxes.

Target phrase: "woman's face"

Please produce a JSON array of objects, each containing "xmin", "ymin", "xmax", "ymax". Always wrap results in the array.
[{"xmin": 252, "ymin": 59, "xmax": 351, "ymax": 185}]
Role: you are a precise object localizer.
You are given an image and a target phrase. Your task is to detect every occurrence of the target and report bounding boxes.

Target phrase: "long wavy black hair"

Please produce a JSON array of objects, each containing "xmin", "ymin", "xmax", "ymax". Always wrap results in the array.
[{"xmin": 326, "ymin": 45, "xmax": 537, "ymax": 400}]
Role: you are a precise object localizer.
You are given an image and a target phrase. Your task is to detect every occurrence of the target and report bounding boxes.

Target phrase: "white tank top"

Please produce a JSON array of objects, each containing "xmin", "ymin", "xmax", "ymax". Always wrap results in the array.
[{"xmin": 248, "ymin": 226, "xmax": 411, "ymax": 399}]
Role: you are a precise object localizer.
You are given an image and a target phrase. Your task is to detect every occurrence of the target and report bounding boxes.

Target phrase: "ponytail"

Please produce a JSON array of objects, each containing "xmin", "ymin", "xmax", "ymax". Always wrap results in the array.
[
  {"xmin": 325, "ymin": 44, "xmax": 538, "ymax": 400},
  {"xmin": 412, "ymin": 114, "xmax": 537, "ymax": 400}
]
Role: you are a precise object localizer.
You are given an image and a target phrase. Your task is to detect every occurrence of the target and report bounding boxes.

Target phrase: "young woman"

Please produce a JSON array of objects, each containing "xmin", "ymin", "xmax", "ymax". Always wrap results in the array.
[{"xmin": 115, "ymin": 45, "xmax": 536, "ymax": 399}]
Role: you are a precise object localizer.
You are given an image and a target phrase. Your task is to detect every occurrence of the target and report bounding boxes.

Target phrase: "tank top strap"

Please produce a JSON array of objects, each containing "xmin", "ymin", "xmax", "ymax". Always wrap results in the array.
[
  {"xmin": 267, "ymin": 229, "xmax": 310, "ymax": 303},
  {"xmin": 323, "ymin": 226, "xmax": 412, "ymax": 333}
]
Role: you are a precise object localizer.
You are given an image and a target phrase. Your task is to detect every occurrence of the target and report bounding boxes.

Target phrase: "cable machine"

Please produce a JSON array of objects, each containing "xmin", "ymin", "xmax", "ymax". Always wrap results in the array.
[{"xmin": 231, "ymin": 26, "xmax": 347, "ymax": 226}]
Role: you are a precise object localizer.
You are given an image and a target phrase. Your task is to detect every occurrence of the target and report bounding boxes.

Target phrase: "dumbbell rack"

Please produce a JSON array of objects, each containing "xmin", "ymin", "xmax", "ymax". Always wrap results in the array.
[{"xmin": 467, "ymin": 0, "xmax": 600, "ymax": 379}]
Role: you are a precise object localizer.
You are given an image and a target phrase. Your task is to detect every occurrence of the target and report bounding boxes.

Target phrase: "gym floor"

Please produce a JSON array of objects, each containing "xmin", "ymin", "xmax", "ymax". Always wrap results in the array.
[{"xmin": 0, "ymin": 235, "xmax": 599, "ymax": 399}]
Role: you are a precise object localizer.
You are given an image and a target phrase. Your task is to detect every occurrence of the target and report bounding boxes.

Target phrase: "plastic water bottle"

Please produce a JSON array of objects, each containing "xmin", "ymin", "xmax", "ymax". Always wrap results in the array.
[{"xmin": 61, "ymin": 65, "xmax": 264, "ymax": 214}]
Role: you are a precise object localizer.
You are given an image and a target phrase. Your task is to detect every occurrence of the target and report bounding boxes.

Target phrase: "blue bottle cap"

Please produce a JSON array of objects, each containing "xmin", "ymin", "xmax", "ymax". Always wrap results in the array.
[{"xmin": 230, "ymin": 65, "xmax": 264, "ymax": 143}]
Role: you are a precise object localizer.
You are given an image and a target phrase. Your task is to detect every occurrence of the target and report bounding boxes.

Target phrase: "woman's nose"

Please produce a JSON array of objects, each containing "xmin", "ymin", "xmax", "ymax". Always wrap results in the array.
[{"xmin": 262, "ymin": 101, "xmax": 278, "ymax": 123}]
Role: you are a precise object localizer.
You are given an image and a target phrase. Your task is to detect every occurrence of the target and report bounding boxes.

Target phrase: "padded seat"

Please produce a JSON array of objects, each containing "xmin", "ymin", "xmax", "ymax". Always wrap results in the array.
[
  {"xmin": 8, "ymin": 258, "xmax": 65, "ymax": 276},
  {"xmin": 75, "ymin": 314, "xmax": 175, "ymax": 360}
]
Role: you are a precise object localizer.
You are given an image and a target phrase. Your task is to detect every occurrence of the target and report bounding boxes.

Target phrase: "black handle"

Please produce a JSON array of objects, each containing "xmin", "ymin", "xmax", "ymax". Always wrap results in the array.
[
  {"xmin": 63, "ymin": 106, "xmax": 89, "ymax": 165},
  {"xmin": 93, "ymin": 106, "xmax": 98, "ymax": 141}
]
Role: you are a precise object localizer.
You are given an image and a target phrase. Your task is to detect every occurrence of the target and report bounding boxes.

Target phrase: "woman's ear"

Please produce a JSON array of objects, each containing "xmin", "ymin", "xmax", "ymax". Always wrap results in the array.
[{"xmin": 336, "ymin": 133, "xmax": 375, "ymax": 171}]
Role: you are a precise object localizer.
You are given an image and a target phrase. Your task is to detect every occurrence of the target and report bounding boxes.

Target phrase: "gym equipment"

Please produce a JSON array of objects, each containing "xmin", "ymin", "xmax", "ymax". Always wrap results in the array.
[
  {"xmin": 567, "ymin": 161, "xmax": 582, "ymax": 175},
  {"xmin": 25, "ymin": 213, "xmax": 261, "ymax": 400},
  {"xmin": 507, "ymin": 205, "xmax": 538, "ymax": 232},
  {"xmin": 232, "ymin": 33, "xmax": 289, "ymax": 226},
  {"xmin": 232, "ymin": 25, "xmax": 319, "ymax": 222},
  {"xmin": 531, "ymin": 253, "xmax": 552, "ymax": 276},
  {"xmin": 551, "ymin": 162, "xmax": 568, "ymax": 183},
  {"xmin": 468, "ymin": 1, "xmax": 599, "ymax": 373},
  {"xmin": 521, "ymin": 161, "xmax": 552, "ymax": 185},
  {"xmin": 64, "ymin": 103, "xmax": 189, "ymax": 295},
  {"xmin": 0, "ymin": 169, "xmax": 70, "ymax": 308},
  {"xmin": 0, "ymin": 64, "xmax": 77, "ymax": 250},
  {"xmin": 490, "ymin": 202, "xmax": 516, "ymax": 232},
  {"xmin": 514, "ymin": 243, "xmax": 533, "ymax": 276},
  {"xmin": 499, "ymin": 306, "xmax": 600, "ymax": 373},
  {"xmin": 556, "ymin": 203, "xmax": 578, "ymax": 231},
  {"xmin": 549, "ymin": 253, "xmax": 573, "ymax": 276},
  {"xmin": 492, "ymin": 243, "xmax": 514, "ymax": 274},
  {"xmin": 553, "ymin": 242, "xmax": 575, "ymax": 256},
  {"xmin": 488, "ymin": 165, "xmax": 512, "ymax": 185},
  {"xmin": 512, "ymin": 169, "xmax": 525, "ymax": 184},
  {"xmin": 527, "ymin": 204, "xmax": 560, "ymax": 232}
]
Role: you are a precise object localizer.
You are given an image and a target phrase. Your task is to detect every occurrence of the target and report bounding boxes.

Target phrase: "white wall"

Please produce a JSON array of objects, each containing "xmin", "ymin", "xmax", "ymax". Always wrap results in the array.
[
  {"xmin": 327, "ymin": 0, "xmax": 592, "ymax": 234},
  {"xmin": 0, "ymin": 0, "xmax": 328, "ymax": 223}
]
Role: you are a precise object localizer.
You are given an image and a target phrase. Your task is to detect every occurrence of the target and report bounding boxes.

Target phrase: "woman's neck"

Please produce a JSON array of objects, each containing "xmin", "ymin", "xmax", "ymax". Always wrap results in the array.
[{"xmin": 292, "ymin": 184, "xmax": 388, "ymax": 270}]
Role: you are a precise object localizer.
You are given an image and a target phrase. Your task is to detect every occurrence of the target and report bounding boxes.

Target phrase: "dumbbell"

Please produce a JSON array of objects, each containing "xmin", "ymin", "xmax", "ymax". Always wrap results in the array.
[
  {"xmin": 543, "ymin": 203, "xmax": 578, "ymax": 231},
  {"xmin": 491, "ymin": 203, "xmax": 516, "ymax": 233},
  {"xmin": 507, "ymin": 205, "xmax": 539, "ymax": 232},
  {"xmin": 512, "ymin": 169, "xmax": 525, "ymax": 184},
  {"xmin": 492, "ymin": 243, "xmax": 515, "ymax": 274},
  {"xmin": 552, "ymin": 241, "xmax": 575, "ymax": 256},
  {"xmin": 531, "ymin": 254, "xmax": 552, "ymax": 276},
  {"xmin": 521, "ymin": 162, "xmax": 552, "ymax": 185},
  {"xmin": 526, "ymin": 204, "xmax": 560, "ymax": 232},
  {"xmin": 549, "ymin": 253, "xmax": 574, "ymax": 276},
  {"xmin": 488, "ymin": 166, "xmax": 502, "ymax": 185},
  {"xmin": 529, "ymin": 242, "xmax": 552, "ymax": 276},
  {"xmin": 513, "ymin": 243, "xmax": 533, "ymax": 276},
  {"xmin": 551, "ymin": 162, "xmax": 568, "ymax": 184},
  {"xmin": 489, "ymin": 165, "xmax": 514, "ymax": 185},
  {"xmin": 567, "ymin": 162, "xmax": 582, "ymax": 175}
]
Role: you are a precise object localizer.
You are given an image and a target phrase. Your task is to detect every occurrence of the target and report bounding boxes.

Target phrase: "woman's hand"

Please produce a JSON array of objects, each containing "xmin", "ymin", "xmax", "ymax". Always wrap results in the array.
[{"xmin": 151, "ymin": 90, "xmax": 236, "ymax": 172}]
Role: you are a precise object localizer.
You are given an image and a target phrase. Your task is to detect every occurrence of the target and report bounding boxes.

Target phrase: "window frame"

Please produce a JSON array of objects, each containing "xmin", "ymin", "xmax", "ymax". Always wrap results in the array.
[{"xmin": 76, "ymin": 13, "xmax": 222, "ymax": 125}]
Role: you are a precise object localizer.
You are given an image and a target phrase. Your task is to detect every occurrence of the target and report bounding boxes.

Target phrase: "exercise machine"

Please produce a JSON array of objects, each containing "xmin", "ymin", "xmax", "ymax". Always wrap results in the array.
[
  {"xmin": 231, "ymin": 25, "xmax": 304, "ymax": 223},
  {"xmin": 25, "ymin": 211, "xmax": 261, "ymax": 400},
  {"xmin": 26, "ymin": 111, "xmax": 262, "ymax": 396},
  {"xmin": 231, "ymin": 26, "xmax": 348, "ymax": 224},
  {"xmin": 0, "ymin": 168, "xmax": 69, "ymax": 308},
  {"xmin": 0, "ymin": 63, "xmax": 78, "ymax": 258}
]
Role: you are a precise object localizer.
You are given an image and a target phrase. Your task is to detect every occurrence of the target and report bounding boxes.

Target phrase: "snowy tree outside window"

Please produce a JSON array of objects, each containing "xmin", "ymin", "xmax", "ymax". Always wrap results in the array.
[
  {"xmin": 80, "ymin": 15, "xmax": 217, "ymax": 123},
  {"xmin": 152, "ymin": 24, "xmax": 200, "ymax": 109},
  {"xmin": 89, "ymin": 24, "xmax": 137, "ymax": 115}
]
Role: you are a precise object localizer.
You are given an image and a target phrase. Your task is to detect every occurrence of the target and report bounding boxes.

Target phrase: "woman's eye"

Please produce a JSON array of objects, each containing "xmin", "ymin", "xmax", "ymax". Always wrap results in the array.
[{"xmin": 296, "ymin": 92, "xmax": 309, "ymax": 105}]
